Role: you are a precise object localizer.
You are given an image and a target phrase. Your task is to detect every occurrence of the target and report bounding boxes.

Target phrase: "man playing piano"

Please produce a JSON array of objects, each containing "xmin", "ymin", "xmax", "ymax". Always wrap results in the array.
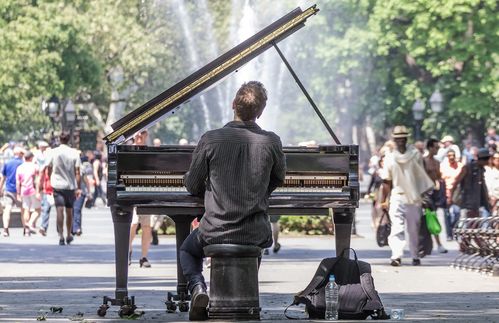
[{"xmin": 179, "ymin": 81, "xmax": 286, "ymax": 320}]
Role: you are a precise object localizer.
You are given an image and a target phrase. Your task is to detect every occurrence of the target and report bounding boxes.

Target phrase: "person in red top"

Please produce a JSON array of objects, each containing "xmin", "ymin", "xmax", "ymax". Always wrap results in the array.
[{"xmin": 37, "ymin": 160, "xmax": 54, "ymax": 236}]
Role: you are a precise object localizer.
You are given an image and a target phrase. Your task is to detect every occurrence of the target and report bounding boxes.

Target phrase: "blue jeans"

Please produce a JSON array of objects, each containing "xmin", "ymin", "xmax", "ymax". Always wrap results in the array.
[
  {"xmin": 444, "ymin": 204, "xmax": 460, "ymax": 239},
  {"xmin": 179, "ymin": 229, "xmax": 207, "ymax": 293},
  {"xmin": 72, "ymin": 194, "xmax": 85, "ymax": 233},
  {"xmin": 40, "ymin": 194, "xmax": 52, "ymax": 231}
]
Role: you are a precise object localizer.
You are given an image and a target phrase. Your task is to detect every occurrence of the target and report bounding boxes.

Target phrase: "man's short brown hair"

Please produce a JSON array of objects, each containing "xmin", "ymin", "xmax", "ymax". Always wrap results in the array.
[{"xmin": 233, "ymin": 81, "xmax": 267, "ymax": 121}]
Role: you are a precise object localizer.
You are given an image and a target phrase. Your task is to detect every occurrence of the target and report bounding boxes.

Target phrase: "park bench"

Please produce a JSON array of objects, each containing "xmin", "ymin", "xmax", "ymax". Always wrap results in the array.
[{"xmin": 451, "ymin": 216, "xmax": 499, "ymax": 276}]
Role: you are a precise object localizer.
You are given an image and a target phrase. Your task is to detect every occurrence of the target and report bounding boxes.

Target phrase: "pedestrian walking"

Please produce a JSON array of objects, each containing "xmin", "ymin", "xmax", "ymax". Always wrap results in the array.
[
  {"xmin": 422, "ymin": 138, "xmax": 447, "ymax": 253},
  {"xmin": 72, "ymin": 154, "xmax": 93, "ymax": 236},
  {"xmin": 451, "ymin": 148, "xmax": 491, "ymax": 218},
  {"xmin": 15, "ymin": 151, "xmax": 41, "ymax": 235},
  {"xmin": 37, "ymin": 163, "xmax": 54, "ymax": 236},
  {"xmin": 129, "ymin": 130, "xmax": 153, "ymax": 267},
  {"xmin": 43, "ymin": 131, "xmax": 81, "ymax": 245},
  {"xmin": 484, "ymin": 152, "xmax": 499, "ymax": 215},
  {"xmin": 440, "ymin": 149, "xmax": 464, "ymax": 240},
  {"xmin": 0, "ymin": 147, "xmax": 24, "ymax": 237},
  {"xmin": 380, "ymin": 126, "xmax": 434, "ymax": 266}
]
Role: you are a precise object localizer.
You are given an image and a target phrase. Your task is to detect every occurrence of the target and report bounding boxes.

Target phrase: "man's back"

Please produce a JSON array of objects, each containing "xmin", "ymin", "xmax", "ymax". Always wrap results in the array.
[
  {"xmin": 184, "ymin": 121, "xmax": 286, "ymax": 247},
  {"xmin": 2, "ymin": 157, "xmax": 23, "ymax": 193},
  {"xmin": 46, "ymin": 144, "xmax": 80, "ymax": 190}
]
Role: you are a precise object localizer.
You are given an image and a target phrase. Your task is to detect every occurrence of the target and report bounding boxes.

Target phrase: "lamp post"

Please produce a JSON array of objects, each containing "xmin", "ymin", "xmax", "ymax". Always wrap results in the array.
[
  {"xmin": 429, "ymin": 89, "xmax": 443, "ymax": 113},
  {"xmin": 63, "ymin": 99, "xmax": 77, "ymax": 146},
  {"xmin": 412, "ymin": 99, "xmax": 425, "ymax": 141}
]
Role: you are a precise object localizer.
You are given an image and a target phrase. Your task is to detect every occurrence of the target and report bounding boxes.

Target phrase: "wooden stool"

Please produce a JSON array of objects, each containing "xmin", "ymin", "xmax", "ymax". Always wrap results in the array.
[{"xmin": 204, "ymin": 244, "xmax": 261, "ymax": 320}]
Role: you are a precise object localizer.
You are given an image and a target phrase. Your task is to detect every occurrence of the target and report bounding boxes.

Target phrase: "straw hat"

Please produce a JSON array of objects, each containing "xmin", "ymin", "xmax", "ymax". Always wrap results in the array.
[
  {"xmin": 392, "ymin": 125, "xmax": 410, "ymax": 139},
  {"xmin": 441, "ymin": 135, "xmax": 454, "ymax": 143}
]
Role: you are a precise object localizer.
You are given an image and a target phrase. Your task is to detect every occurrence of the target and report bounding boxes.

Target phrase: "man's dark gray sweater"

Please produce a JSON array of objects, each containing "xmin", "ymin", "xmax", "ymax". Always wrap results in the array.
[{"xmin": 184, "ymin": 120, "xmax": 286, "ymax": 248}]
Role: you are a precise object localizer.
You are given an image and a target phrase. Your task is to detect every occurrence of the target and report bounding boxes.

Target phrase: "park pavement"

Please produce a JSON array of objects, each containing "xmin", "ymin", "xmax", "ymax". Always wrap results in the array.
[{"xmin": 0, "ymin": 201, "xmax": 498, "ymax": 322}]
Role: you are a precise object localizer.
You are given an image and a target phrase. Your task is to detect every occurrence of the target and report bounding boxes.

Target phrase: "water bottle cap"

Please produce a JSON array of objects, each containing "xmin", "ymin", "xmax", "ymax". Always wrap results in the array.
[{"xmin": 329, "ymin": 274, "xmax": 335, "ymax": 281}]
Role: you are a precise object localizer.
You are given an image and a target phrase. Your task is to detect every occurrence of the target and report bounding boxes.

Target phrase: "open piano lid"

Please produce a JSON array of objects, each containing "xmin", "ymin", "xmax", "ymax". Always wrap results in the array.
[{"xmin": 104, "ymin": 5, "xmax": 319, "ymax": 144}]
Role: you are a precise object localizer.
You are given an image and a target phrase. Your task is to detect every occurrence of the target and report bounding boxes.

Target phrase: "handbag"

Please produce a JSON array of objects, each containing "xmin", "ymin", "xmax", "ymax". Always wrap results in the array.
[
  {"xmin": 451, "ymin": 183, "xmax": 463, "ymax": 206},
  {"xmin": 376, "ymin": 210, "xmax": 391, "ymax": 247},
  {"xmin": 284, "ymin": 248, "xmax": 389, "ymax": 320},
  {"xmin": 424, "ymin": 208, "xmax": 441, "ymax": 235}
]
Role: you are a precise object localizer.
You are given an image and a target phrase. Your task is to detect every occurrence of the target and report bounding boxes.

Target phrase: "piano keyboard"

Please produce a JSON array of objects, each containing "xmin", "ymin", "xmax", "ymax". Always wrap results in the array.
[{"xmin": 124, "ymin": 186, "xmax": 342, "ymax": 193}]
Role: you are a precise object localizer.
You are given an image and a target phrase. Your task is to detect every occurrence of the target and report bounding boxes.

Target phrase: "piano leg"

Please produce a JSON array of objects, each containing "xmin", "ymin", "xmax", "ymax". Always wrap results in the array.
[
  {"xmin": 333, "ymin": 208, "xmax": 355, "ymax": 259},
  {"xmin": 165, "ymin": 214, "xmax": 196, "ymax": 313},
  {"xmin": 98, "ymin": 206, "xmax": 136, "ymax": 318}
]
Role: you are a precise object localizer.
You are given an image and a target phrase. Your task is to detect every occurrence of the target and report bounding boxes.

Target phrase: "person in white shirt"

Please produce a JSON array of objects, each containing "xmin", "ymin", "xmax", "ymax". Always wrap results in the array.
[
  {"xmin": 380, "ymin": 126, "xmax": 434, "ymax": 267},
  {"xmin": 436, "ymin": 135, "xmax": 461, "ymax": 163},
  {"xmin": 43, "ymin": 131, "xmax": 81, "ymax": 245}
]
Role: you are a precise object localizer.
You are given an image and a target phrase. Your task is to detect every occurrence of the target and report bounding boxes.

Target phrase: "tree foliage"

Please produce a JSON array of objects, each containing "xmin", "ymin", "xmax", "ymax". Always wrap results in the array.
[{"xmin": 0, "ymin": 0, "xmax": 497, "ymax": 146}]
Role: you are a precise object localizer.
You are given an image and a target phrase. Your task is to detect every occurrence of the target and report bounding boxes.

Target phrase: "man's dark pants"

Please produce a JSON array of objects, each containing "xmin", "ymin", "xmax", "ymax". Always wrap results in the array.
[
  {"xmin": 180, "ymin": 228, "xmax": 265, "ymax": 294},
  {"xmin": 180, "ymin": 229, "xmax": 207, "ymax": 293}
]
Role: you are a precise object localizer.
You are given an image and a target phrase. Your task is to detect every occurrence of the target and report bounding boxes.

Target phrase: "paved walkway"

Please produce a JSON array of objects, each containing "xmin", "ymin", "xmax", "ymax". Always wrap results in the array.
[{"xmin": 0, "ymin": 202, "xmax": 498, "ymax": 322}]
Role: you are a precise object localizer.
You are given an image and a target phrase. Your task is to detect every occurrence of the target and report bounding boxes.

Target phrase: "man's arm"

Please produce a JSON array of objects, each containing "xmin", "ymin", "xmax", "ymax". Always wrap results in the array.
[
  {"xmin": 449, "ymin": 165, "xmax": 467, "ymax": 204},
  {"xmin": 0, "ymin": 176, "xmax": 5, "ymax": 196},
  {"xmin": 268, "ymin": 140, "xmax": 286, "ymax": 194},
  {"xmin": 93, "ymin": 160, "xmax": 100, "ymax": 186},
  {"xmin": 184, "ymin": 138, "xmax": 208, "ymax": 196},
  {"xmin": 75, "ymin": 166, "xmax": 81, "ymax": 198},
  {"xmin": 16, "ymin": 169, "xmax": 21, "ymax": 201},
  {"xmin": 380, "ymin": 180, "xmax": 392, "ymax": 210}
]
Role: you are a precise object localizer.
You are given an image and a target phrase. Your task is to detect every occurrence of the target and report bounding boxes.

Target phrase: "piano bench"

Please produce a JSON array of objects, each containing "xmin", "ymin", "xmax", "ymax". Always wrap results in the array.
[{"xmin": 203, "ymin": 244, "xmax": 262, "ymax": 320}]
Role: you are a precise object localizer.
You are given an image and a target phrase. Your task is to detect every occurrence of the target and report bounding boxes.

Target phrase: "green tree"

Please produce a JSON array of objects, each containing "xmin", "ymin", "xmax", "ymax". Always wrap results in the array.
[
  {"xmin": 0, "ymin": 0, "xmax": 101, "ymax": 143},
  {"xmin": 370, "ymin": 0, "xmax": 499, "ymax": 143}
]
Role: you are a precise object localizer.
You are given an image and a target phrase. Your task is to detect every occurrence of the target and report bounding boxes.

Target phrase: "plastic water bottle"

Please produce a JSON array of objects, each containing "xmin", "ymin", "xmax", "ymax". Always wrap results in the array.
[{"xmin": 325, "ymin": 274, "xmax": 339, "ymax": 320}]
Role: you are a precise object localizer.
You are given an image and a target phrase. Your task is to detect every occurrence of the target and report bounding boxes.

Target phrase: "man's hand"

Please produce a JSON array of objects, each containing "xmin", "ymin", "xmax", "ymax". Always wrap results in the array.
[
  {"xmin": 75, "ymin": 189, "xmax": 82, "ymax": 199},
  {"xmin": 380, "ymin": 201, "xmax": 389, "ymax": 210},
  {"xmin": 16, "ymin": 193, "xmax": 21, "ymax": 202},
  {"xmin": 35, "ymin": 192, "xmax": 41, "ymax": 200}
]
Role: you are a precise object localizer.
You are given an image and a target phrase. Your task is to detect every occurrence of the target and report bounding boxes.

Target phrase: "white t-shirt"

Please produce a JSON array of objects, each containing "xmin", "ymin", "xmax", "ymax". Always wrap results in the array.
[{"xmin": 45, "ymin": 144, "xmax": 81, "ymax": 190}]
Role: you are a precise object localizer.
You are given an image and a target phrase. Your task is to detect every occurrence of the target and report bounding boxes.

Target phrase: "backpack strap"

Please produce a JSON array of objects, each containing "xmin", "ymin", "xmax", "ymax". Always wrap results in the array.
[
  {"xmin": 359, "ymin": 273, "xmax": 390, "ymax": 320},
  {"xmin": 294, "ymin": 257, "xmax": 340, "ymax": 300}
]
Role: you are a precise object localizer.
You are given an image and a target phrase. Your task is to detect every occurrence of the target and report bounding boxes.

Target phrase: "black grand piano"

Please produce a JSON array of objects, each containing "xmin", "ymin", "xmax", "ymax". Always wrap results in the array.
[{"xmin": 100, "ymin": 4, "xmax": 359, "ymax": 317}]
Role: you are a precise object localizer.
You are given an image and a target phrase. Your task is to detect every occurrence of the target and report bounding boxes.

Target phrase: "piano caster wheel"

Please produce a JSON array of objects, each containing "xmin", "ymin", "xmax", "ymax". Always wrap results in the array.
[
  {"xmin": 97, "ymin": 304, "xmax": 109, "ymax": 317},
  {"xmin": 178, "ymin": 301, "xmax": 189, "ymax": 312},
  {"xmin": 118, "ymin": 304, "xmax": 136, "ymax": 318},
  {"xmin": 165, "ymin": 300, "xmax": 177, "ymax": 313}
]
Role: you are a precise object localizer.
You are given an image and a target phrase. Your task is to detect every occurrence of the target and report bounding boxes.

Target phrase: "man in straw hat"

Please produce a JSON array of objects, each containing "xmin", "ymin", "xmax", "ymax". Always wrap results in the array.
[{"xmin": 380, "ymin": 125, "xmax": 434, "ymax": 266}]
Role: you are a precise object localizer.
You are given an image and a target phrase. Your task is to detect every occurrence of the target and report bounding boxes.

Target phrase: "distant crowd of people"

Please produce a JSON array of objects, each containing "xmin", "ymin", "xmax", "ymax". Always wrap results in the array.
[
  {"xmin": 0, "ymin": 132, "xmax": 107, "ymax": 244},
  {"xmin": 366, "ymin": 126, "xmax": 499, "ymax": 266}
]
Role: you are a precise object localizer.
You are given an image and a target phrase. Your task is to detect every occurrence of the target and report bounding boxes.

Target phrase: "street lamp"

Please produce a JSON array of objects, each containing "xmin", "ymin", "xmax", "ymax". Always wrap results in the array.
[
  {"xmin": 42, "ymin": 95, "xmax": 61, "ymax": 124},
  {"xmin": 63, "ymin": 99, "xmax": 77, "ymax": 146},
  {"xmin": 429, "ymin": 89, "xmax": 443, "ymax": 113},
  {"xmin": 412, "ymin": 99, "xmax": 425, "ymax": 141}
]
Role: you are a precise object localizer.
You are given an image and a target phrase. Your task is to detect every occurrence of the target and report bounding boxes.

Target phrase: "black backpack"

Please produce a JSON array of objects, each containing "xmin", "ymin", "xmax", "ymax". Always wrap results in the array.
[{"xmin": 285, "ymin": 248, "xmax": 389, "ymax": 320}]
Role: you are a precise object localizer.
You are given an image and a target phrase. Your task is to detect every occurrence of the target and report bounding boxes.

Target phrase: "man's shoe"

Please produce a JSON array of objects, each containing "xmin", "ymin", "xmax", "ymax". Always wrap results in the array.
[
  {"xmin": 151, "ymin": 230, "xmax": 159, "ymax": 245},
  {"xmin": 75, "ymin": 229, "xmax": 82, "ymax": 236},
  {"xmin": 139, "ymin": 257, "xmax": 151, "ymax": 268},
  {"xmin": 412, "ymin": 258, "xmax": 421, "ymax": 266},
  {"xmin": 263, "ymin": 249, "xmax": 269, "ymax": 255},
  {"xmin": 390, "ymin": 258, "xmax": 401, "ymax": 267},
  {"xmin": 438, "ymin": 245, "xmax": 448, "ymax": 253},
  {"xmin": 38, "ymin": 228, "xmax": 47, "ymax": 236},
  {"xmin": 2, "ymin": 229, "xmax": 9, "ymax": 237},
  {"xmin": 273, "ymin": 242, "xmax": 281, "ymax": 253},
  {"xmin": 59, "ymin": 238, "xmax": 65, "ymax": 246},
  {"xmin": 446, "ymin": 237, "xmax": 453, "ymax": 242},
  {"xmin": 189, "ymin": 284, "xmax": 209, "ymax": 321},
  {"xmin": 66, "ymin": 236, "xmax": 74, "ymax": 245}
]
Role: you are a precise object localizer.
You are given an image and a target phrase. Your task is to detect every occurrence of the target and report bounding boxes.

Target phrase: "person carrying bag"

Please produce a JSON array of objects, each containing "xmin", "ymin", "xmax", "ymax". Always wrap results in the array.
[{"xmin": 284, "ymin": 248, "xmax": 389, "ymax": 320}]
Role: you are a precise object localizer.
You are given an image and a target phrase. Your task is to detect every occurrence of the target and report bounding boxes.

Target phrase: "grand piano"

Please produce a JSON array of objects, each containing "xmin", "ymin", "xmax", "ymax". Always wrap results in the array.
[{"xmin": 99, "ymin": 4, "xmax": 359, "ymax": 317}]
